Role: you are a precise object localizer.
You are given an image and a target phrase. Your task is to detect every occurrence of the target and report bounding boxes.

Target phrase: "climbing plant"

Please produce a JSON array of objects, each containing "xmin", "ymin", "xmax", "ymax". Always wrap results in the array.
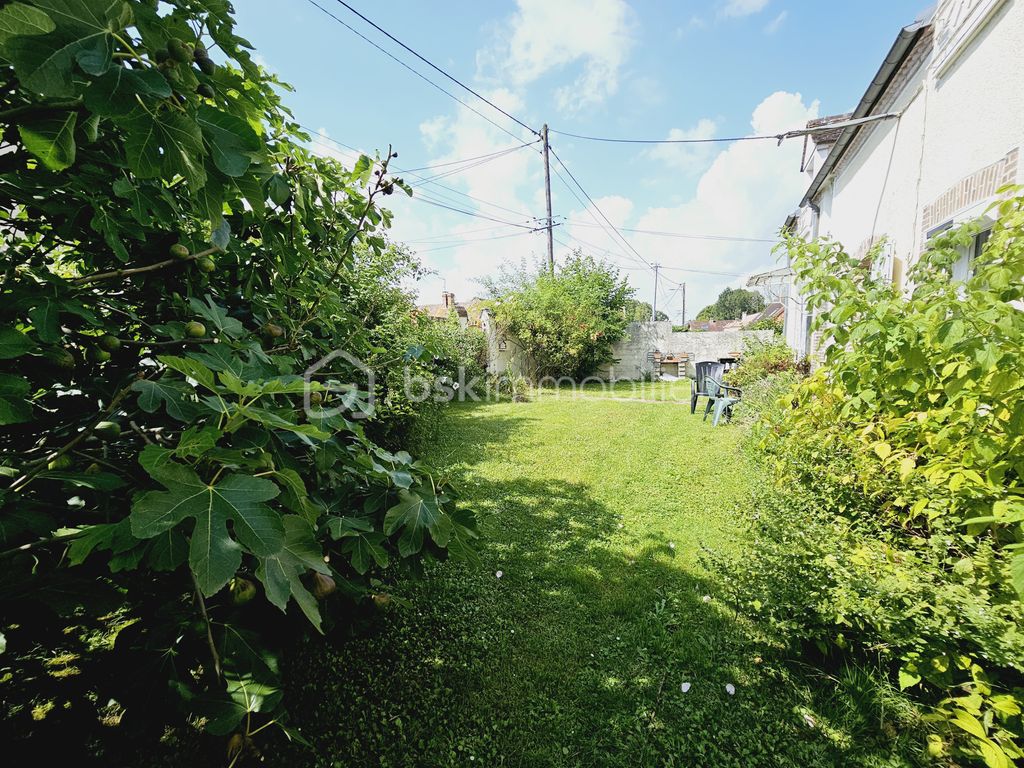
[{"xmin": 0, "ymin": 0, "xmax": 476, "ymax": 759}]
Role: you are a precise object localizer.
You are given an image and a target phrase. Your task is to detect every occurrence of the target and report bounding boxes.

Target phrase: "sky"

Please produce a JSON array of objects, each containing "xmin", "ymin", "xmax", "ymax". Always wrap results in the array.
[{"xmin": 232, "ymin": 0, "xmax": 926, "ymax": 319}]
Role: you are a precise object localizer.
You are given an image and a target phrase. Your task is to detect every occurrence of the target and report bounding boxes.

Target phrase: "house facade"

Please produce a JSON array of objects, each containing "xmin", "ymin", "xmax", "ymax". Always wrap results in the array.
[{"xmin": 775, "ymin": 0, "xmax": 1024, "ymax": 359}]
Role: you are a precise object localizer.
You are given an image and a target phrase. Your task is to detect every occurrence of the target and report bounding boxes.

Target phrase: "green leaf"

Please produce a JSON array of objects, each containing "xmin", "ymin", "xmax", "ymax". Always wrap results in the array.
[
  {"xmin": 0, "ymin": 396, "xmax": 31, "ymax": 425},
  {"xmin": 0, "ymin": 3, "xmax": 55, "ymax": 48},
  {"xmin": 196, "ymin": 105, "xmax": 261, "ymax": 177},
  {"xmin": 383, "ymin": 490, "xmax": 450, "ymax": 557},
  {"xmin": 19, "ymin": 111, "xmax": 77, "ymax": 170},
  {"xmin": 0, "ymin": 374, "xmax": 30, "ymax": 397},
  {"xmin": 122, "ymin": 108, "xmax": 207, "ymax": 188},
  {"xmin": 0, "ymin": 327, "xmax": 34, "ymax": 359},
  {"xmin": 340, "ymin": 530, "xmax": 388, "ymax": 575},
  {"xmin": 28, "ymin": 298, "xmax": 60, "ymax": 342},
  {"xmin": 1011, "ymin": 552, "xmax": 1024, "ymax": 599},
  {"xmin": 84, "ymin": 66, "xmax": 170, "ymax": 116},
  {"xmin": 255, "ymin": 515, "xmax": 328, "ymax": 631},
  {"xmin": 188, "ymin": 296, "xmax": 244, "ymax": 338},
  {"xmin": 132, "ymin": 378, "xmax": 198, "ymax": 421},
  {"xmin": 158, "ymin": 354, "xmax": 218, "ymax": 390},
  {"xmin": 7, "ymin": 27, "xmax": 111, "ymax": 96},
  {"xmin": 130, "ymin": 451, "xmax": 283, "ymax": 596}
]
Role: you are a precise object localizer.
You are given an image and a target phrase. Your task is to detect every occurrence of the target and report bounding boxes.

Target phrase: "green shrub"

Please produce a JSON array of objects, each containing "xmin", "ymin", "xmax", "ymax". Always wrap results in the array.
[
  {"xmin": 722, "ymin": 191, "xmax": 1024, "ymax": 767},
  {"xmin": 728, "ymin": 336, "xmax": 797, "ymax": 389},
  {"xmin": 484, "ymin": 251, "xmax": 633, "ymax": 380}
]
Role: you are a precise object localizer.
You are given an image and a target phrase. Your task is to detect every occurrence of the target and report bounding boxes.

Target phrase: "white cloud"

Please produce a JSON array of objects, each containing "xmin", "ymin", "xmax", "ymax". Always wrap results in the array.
[
  {"xmin": 719, "ymin": 0, "xmax": 771, "ymax": 18},
  {"xmin": 560, "ymin": 91, "xmax": 819, "ymax": 318},
  {"xmin": 763, "ymin": 10, "xmax": 788, "ymax": 34},
  {"xmin": 643, "ymin": 119, "xmax": 718, "ymax": 174},
  {"xmin": 490, "ymin": 0, "xmax": 636, "ymax": 114}
]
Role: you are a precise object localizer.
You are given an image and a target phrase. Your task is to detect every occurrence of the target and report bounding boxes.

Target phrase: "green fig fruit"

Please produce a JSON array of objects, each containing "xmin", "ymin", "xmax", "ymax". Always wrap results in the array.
[
  {"xmin": 309, "ymin": 391, "xmax": 323, "ymax": 405},
  {"xmin": 84, "ymin": 462, "xmax": 102, "ymax": 475},
  {"xmin": 86, "ymin": 346, "xmax": 111, "ymax": 363},
  {"xmin": 48, "ymin": 454, "xmax": 72, "ymax": 471},
  {"xmin": 311, "ymin": 572, "xmax": 336, "ymax": 600},
  {"xmin": 230, "ymin": 577, "xmax": 258, "ymax": 606},
  {"xmin": 98, "ymin": 334, "xmax": 121, "ymax": 352},
  {"xmin": 193, "ymin": 42, "xmax": 209, "ymax": 61},
  {"xmin": 44, "ymin": 347, "xmax": 76, "ymax": 371},
  {"xmin": 94, "ymin": 421, "xmax": 121, "ymax": 440},
  {"xmin": 185, "ymin": 321, "xmax": 206, "ymax": 338},
  {"xmin": 198, "ymin": 58, "xmax": 217, "ymax": 76},
  {"xmin": 167, "ymin": 38, "xmax": 191, "ymax": 64},
  {"xmin": 196, "ymin": 83, "xmax": 215, "ymax": 98},
  {"xmin": 261, "ymin": 322, "xmax": 284, "ymax": 339},
  {"xmin": 169, "ymin": 243, "xmax": 190, "ymax": 260},
  {"xmin": 196, "ymin": 256, "xmax": 216, "ymax": 273}
]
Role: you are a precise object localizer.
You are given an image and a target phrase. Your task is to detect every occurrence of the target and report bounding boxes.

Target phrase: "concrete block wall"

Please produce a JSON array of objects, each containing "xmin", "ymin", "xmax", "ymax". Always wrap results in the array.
[{"xmin": 598, "ymin": 323, "xmax": 775, "ymax": 380}]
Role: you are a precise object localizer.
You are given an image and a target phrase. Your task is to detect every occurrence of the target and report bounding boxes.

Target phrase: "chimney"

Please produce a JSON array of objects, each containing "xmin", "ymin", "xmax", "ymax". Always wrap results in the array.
[{"xmin": 442, "ymin": 291, "xmax": 455, "ymax": 308}]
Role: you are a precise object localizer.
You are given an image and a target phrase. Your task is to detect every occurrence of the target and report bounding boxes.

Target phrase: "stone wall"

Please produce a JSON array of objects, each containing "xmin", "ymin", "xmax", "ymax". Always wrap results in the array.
[{"xmin": 598, "ymin": 322, "xmax": 775, "ymax": 380}]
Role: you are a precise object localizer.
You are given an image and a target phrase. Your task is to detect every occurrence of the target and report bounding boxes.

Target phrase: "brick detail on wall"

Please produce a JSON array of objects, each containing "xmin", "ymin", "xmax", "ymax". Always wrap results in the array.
[{"xmin": 920, "ymin": 146, "xmax": 1020, "ymax": 232}]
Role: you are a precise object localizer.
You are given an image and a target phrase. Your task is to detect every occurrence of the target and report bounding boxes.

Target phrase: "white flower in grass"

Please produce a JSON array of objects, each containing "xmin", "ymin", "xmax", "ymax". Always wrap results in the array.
[
  {"xmin": 725, "ymin": 683, "xmax": 736, "ymax": 695},
  {"xmin": 495, "ymin": 570, "xmax": 503, "ymax": 579},
  {"xmin": 681, "ymin": 682, "xmax": 692, "ymax": 693},
  {"xmin": 803, "ymin": 713, "xmax": 816, "ymax": 728},
  {"xmin": 702, "ymin": 595, "xmax": 711, "ymax": 603},
  {"xmin": 668, "ymin": 542, "xmax": 675, "ymax": 550}
]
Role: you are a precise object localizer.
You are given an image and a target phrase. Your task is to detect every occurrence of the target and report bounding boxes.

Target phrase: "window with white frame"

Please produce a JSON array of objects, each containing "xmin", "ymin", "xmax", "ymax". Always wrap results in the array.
[{"xmin": 951, "ymin": 227, "xmax": 991, "ymax": 282}]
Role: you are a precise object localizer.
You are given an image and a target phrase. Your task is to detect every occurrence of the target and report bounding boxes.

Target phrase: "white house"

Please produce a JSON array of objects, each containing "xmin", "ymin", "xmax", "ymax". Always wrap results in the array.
[{"xmin": 760, "ymin": 0, "xmax": 1024, "ymax": 359}]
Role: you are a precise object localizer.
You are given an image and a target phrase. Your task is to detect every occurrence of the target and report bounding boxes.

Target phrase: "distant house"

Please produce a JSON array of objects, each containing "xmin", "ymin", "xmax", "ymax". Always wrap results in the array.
[
  {"xmin": 762, "ymin": 0, "xmax": 1024, "ymax": 360},
  {"xmin": 685, "ymin": 302, "xmax": 783, "ymax": 332},
  {"xmin": 416, "ymin": 292, "xmax": 486, "ymax": 329}
]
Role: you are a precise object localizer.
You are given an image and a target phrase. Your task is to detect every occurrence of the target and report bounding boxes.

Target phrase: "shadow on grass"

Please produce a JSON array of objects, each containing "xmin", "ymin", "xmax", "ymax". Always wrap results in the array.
[{"xmin": 280, "ymin": 404, "xmax": 920, "ymax": 768}]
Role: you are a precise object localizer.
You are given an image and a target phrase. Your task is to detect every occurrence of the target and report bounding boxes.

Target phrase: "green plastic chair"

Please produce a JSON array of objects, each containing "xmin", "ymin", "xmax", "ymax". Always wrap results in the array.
[
  {"xmin": 691, "ymin": 362, "xmax": 725, "ymax": 414},
  {"xmin": 703, "ymin": 377, "xmax": 742, "ymax": 426}
]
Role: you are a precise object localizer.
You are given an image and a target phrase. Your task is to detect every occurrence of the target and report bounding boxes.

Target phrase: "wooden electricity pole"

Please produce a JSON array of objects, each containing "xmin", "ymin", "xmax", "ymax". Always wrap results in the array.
[
  {"xmin": 651, "ymin": 263, "xmax": 660, "ymax": 321},
  {"xmin": 542, "ymin": 123, "xmax": 554, "ymax": 275}
]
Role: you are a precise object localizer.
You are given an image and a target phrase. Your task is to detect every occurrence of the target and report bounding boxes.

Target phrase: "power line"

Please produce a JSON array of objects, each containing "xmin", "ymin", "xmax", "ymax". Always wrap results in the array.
[
  {"xmin": 329, "ymin": 0, "xmax": 540, "ymax": 138},
  {"xmin": 413, "ymin": 229, "xmax": 537, "ymax": 253},
  {"xmin": 410, "ymin": 194, "xmax": 537, "ymax": 229},
  {"xmin": 402, "ymin": 142, "xmax": 538, "ymax": 173},
  {"xmin": 548, "ymin": 112, "xmax": 902, "ymax": 146},
  {"xmin": 548, "ymin": 146, "xmax": 655, "ymax": 271},
  {"xmin": 303, "ymin": 0, "xmax": 532, "ymax": 144},
  {"xmin": 303, "ymin": 126, "xmax": 539, "ymax": 221},
  {"xmin": 563, "ymin": 219, "xmax": 778, "ymax": 244}
]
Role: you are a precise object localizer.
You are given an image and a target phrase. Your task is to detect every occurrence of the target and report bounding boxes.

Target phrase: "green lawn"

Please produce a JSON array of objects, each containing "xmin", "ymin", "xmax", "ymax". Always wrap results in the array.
[{"xmin": 281, "ymin": 397, "xmax": 916, "ymax": 767}]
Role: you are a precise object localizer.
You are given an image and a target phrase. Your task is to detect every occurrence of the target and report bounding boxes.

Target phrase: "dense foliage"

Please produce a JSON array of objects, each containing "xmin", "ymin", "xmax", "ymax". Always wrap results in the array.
[
  {"xmin": 726, "ymin": 336, "xmax": 797, "ymax": 389},
  {"xmin": 485, "ymin": 251, "xmax": 633, "ymax": 380},
  {"xmin": 694, "ymin": 287, "xmax": 765, "ymax": 321},
  {"xmin": 720, "ymin": 195, "xmax": 1024, "ymax": 767},
  {"xmin": 0, "ymin": 0, "xmax": 477, "ymax": 760}
]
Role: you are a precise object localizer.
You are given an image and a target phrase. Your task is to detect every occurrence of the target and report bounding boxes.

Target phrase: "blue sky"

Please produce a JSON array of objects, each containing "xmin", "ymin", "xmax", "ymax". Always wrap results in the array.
[{"xmin": 233, "ymin": 0, "xmax": 925, "ymax": 318}]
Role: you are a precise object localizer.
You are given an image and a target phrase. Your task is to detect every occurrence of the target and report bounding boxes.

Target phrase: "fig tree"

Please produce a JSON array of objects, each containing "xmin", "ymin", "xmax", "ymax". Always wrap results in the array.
[
  {"xmin": 196, "ymin": 256, "xmax": 216, "ymax": 273},
  {"xmin": 261, "ymin": 322, "xmax": 284, "ymax": 339},
  {"xmin": 98, "ymin": 334, "xmax": 121, "ymax": 352},
  {"xmin": 185, "ymin": 321, "xmax": 207, "ymax": 338},
  {"xmin": 169, "ymin": 243, "xmax": 190, "ymax": 260}
]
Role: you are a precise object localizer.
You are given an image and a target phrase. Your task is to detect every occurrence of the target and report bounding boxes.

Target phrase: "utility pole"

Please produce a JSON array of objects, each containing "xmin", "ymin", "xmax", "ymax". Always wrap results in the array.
[
  {"xmin": 541, "ymin": 124, "xmax": 554, "ymax": 275},
  {"xmin": 651, "ymin": 263, "xmax": 660, "ymax": 321},
  {"xmin": 681, "ymin": 282, "xmax": 686, "ymax": 325}
]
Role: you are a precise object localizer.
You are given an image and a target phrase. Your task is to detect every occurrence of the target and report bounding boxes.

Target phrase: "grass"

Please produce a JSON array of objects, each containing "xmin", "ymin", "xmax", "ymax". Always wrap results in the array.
[{"xmin": 280, "ymin": 397, "xmax": 921, "ymax": 767}]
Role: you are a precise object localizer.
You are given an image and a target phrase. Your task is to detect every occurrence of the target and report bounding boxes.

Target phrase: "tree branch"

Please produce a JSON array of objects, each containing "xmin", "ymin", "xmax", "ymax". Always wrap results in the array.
[{"xmin": 72, "ymin": 246, "xmax": 220, "ymax": 286}]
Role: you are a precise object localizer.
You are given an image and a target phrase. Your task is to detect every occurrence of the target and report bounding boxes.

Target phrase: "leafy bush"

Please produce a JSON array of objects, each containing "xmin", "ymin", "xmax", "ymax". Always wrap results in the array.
[
  {"xmin": 721, "ymin": 193, "xmax": 1024, "ymax": 767},
  {"xmin": 727, "ymin": 336, "xmax": 797, "ymax": 389},
  {"xmin": 484, "ymin": 251, "xmax": 633, "ymax": 380},
  {"xmin": 0, "ymin": 1, "xmax": 476, "ymax": 759},
  {"xmin": 746, "ymin": 315, "xmax": 784, "ymax": 334}
]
